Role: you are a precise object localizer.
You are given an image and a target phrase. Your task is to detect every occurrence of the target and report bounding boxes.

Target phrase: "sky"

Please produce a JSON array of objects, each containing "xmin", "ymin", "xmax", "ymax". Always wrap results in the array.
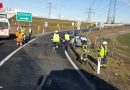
[{"xmin": 1, "ymin": 0, "xmax": 130, "ymax": 23}]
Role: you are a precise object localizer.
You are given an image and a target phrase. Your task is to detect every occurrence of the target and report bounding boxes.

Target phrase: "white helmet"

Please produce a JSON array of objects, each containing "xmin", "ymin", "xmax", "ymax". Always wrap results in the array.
[
  {"xmin": 81, "ymin": 37, "xmax": 87, "ymax": 41},
  {"xmin": 55, "ymin": 30, "xmax": 58, "ymax": 33},
  {"xmin": 102, "ymin": 41, "xmax": 107, "ymax": 45}
]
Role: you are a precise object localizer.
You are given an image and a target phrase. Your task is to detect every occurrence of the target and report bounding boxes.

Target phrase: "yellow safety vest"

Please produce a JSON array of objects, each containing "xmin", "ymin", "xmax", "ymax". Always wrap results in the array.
[
  {"xmin": 52, "ymin": 33, "xmax": 60, "ymax": 42},
  {"xmin": 65, "ymin": 34, "xmax": 70, "ymax": 40},
  {"xmin": 82, "ymin": 45, "xmax": 89, "ymax": 53},
  {"xmin": 99, "ymin": 45, "xmax": 107, "ymax": 58},
  {"xmin": 21, "ymin": 28, "xmax": 26, "ymax": 35}
]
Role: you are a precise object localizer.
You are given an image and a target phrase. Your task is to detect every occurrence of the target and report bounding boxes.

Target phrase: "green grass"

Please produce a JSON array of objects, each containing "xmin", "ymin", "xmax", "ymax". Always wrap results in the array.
[{"xmin": 116, "ymin": 33, "xmax": 130, "ymax": 47}]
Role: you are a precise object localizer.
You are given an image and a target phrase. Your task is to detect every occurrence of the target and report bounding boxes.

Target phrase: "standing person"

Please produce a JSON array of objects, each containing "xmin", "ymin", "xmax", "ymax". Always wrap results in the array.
[
  {"xmin": 98, "ymin": 41, "xmax": 108, "ymax": 67},
  {"xmin": 21, "ymin": 26, "xmax": 27, "ymax": 44},
  {"xmin": 52, "ymin": 30, "xmax": 60, "ymax": 49},
  {"xmin": 16, "ymin": 28, "xmax": 23, "ymax": 46},
  {"xmin": 80, "ymin": 38, "xmax": 89, "ymax": 64},
  {"xmin": 21, "ymin": 26, "xmax": 24, "ymax": 35},
  {"xmin": 28, "ymin": 26, "xmax": 32, "ymax": 40},
  {"xmin": 64, "ymin": 32, "xmax": 70, "ymax": 50}
]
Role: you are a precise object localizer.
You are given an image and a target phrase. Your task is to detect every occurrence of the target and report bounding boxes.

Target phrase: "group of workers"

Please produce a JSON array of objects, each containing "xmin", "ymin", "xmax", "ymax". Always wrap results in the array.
[
  {"xmin": 51, "ymin": 30, "xmax": 70, "ymax": 49},
  {"xmin": 16, "ymin": 26, "xmax": 108, "ymax": 68},
  {"xmin": 51, "ymin": 30, "xmax": 108, "ymax": 68},
  {"xmin": 16, "ymin": 25, "xmax": 32, "ymax": 46}
]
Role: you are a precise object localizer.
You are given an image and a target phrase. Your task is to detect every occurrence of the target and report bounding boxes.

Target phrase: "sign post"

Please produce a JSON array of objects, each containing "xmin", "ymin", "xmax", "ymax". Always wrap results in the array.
[
  {"xmin": 57, "ymin": 24, "xmax": 60, "ymax": 31},
  {"xmin": 44, "ymin": 22, "xmax": 48, "ymax": 34},
  {"xmin": 37, "ymin": 26, "xmax": 41, "ymax": 35},
  {"xmin": 77, "ymin": 21, "xmax": 81, "ymax": 30},
  {"xmin": 72, "ymin": 22, "xmax": 75, "ymax": 30}
]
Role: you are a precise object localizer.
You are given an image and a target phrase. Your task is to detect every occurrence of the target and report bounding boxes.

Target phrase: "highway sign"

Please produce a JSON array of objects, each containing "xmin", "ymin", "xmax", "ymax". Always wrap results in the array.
[
  {"xmin": 72, "ymin": 22, "xmax": 74, "ymax": 26},
  {"xmin": 44, "ymin": 22, "xmax": 48, "ymax": 27},
  {"xmin": 16, "ymin": 12, "xmax": 32, "ymax": 22},
  {"xmin": 38, "ymin": 26, "xmax": 41, "ymax": 30},
  {"xmin": 57, "ymin": 24, "xmax": 60, "ymax": 27}
]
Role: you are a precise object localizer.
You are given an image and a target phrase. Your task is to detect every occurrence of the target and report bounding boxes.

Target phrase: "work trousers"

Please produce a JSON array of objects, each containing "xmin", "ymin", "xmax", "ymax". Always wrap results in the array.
[{"xmin": 101, "ymin": 56, "xmax": 107, "ymax": 65}]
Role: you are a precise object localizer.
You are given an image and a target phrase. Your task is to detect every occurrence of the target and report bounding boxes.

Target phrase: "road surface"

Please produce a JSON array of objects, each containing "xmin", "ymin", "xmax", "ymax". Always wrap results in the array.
[
  {"xmin": 0, "ymin": 31, "xmax": 117, "ymax": 90},
  {"xmin": 0, "ymin": 33, "xmax": 96, "ymax": 90},
  {"xmin": 0, "ymin": 34, "xmax": 18, "ymax": 61}
]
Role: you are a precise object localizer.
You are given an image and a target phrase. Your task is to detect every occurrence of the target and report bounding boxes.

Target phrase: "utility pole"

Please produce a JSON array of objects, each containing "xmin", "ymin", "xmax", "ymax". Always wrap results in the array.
[
  {"xmin": 87, "ymin": 8, "xmax": 94, "ymax": 23},
  {"xmin": 85, "ymin": 8, "xmax": 94, "ymax": 29},
  {"xmin": 107, "ymin": 0, "xmax": 117, "ymax": 24},
  {"xmin": 58, "ymin": 13, "xmax": 61, "ymax": 19},
  {"xmin": 48, "ymin": 2, "xmax": 53, "ymax": 18},
  {"xmin": 113, "ymin": 0, "xmax": 117, "ymax": 23}
]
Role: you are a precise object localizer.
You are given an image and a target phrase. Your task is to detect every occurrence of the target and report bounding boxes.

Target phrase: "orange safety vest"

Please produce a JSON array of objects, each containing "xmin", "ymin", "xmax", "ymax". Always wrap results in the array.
[{"xmin": 16, "ymin": 32, "xmax": 23, "ymax": 42}]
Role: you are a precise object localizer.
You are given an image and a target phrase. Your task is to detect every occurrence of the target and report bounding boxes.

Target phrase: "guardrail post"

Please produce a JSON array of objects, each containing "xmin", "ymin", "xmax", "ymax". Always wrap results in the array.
[{"xmin": 97, "ymin": 57, "xmax": 101, "ymax": 74}]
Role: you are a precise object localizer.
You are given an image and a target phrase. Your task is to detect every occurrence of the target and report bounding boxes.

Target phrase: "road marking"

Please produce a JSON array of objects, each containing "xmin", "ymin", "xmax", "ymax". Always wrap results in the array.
[
  {"xmin": 0, "ymin": 32, "xmax": 50, "ymax": 67},
  {"xmin": 0, "ymin": 38, "xmax": 36, "ymax": 67},
  {"xmin": 65, "ymin": 50, "xmax": 95, "ymax": 89},
  {"xmin": 0, "ymin": 86, "xmax": 3, "ymax": 89},
  {"xmin": 65, "ymin": 50, "xmax": 79, "ymax": 70}
]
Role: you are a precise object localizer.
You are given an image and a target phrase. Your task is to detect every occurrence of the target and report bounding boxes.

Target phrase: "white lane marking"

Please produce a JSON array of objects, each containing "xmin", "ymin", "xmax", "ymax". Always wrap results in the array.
[
  {"xmin": 0, "ymin": 86, "xmax": 3, "ymax": 89},
  {"xmin": 65, "ymin": 50, "xmax": 95, "ymax": 89},
  {"xmin": 0, "ymin": 32, "xmax": 51, "ymax": 67},
  {"xmin": 65, "ymin": 50, "xmax": 79, "ymax": 70},
  {"xmin": 0, "ymin": 38, "xmax": 36, "ymax": 67}
]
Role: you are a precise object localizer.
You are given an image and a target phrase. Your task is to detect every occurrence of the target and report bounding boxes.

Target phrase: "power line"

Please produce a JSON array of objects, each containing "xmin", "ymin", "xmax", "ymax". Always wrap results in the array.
[
  {"xmin": 87, "ymin": 8, "xmax": 94, "ymax": 23},
  {"xmin": 95, "ymin": 0, "xmax": 105, "ymax": 10},
  {"xmin": 47, "ymin": 2, "xmax": 54, "ymax": 18},
  {"xmin": 90, "ymin": 0, "xmax": 96, "ymax": 8},
  {"xmin": 107, "ymin": 0, "xmax": 117, "ymax": 24}
]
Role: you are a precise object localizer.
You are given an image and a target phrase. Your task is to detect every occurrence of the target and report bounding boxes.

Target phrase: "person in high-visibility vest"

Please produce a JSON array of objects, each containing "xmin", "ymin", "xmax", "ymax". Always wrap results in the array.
[
  {"xmin": 64, "ymin": 32, "xmax": 70, "ymax": 41},
  {"xmin": 21, "ymin": 26, "xmax": 26, "ymax": 35},
  {"xmin": 21, "ymin": 26, "xmax": 27, "ymax": 44},
  {"xmin": 80, "ymin": 38, "xmax": 89, "ymax": 64},
  {"xmin": 52, "ymin": 30, "xmax": 60, "ymax": 49},
  {"xmin": 64, "ymin": 32, "xmax": 70, "ymax": 50},
  {"xmin": 98, "ymin": 41, "xmax": 108, "ymax": 67},
  {"xmin": 16, "ymin": 28, "xmax": 23, "ymax": 46}
]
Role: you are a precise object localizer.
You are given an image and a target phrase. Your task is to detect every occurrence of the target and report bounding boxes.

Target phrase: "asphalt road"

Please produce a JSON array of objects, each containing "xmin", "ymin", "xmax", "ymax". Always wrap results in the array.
[
  {"xmin": 0, "ymin": 34, "xmax": 18, "ymax": 61},
  {"xmin": 0, "ymin": 29, "xmax": 117, "ymax": 90},
  {"xmin": 0, "ymin": 33, "xmax": 96, "ymax": 90}
]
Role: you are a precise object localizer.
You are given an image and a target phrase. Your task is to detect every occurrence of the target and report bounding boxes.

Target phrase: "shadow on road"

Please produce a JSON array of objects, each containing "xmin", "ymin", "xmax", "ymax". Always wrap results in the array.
[
  {"xmin": 0, "ymin": 43, "xmax": 4, "ymax": 46},
  {"xmin": 8, "ymin": 34, "xmax": 17, "ymax": 40},
  {"xmin": 69, "ymin": 45, "xmax": 81, "ymax": 62},
  {"xmin": 0, "ymin": 34, "xmax": 16, "ymax": 41},
  {"xmin": 87, "ymin": 55, "xmax": 98, "ymax": 65},
  {"xmin": 37, "ymin": 69, "xmax": 117, "ymax": 90}
]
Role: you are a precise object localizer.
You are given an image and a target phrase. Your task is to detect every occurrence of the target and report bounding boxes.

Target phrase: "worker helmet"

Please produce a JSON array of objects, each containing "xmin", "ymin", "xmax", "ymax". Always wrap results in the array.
[
  {"xmin": 55, "ymin": 30, "xmax": 58, "ymax": 33},
  {"xmin": 102, "ymin": 41, "xmax": 107, "ymax": 45},
  {"xmin": 81, "ymin": 37, "xmax": 87, "ymax": 41},
  {"xmin": 18, "ymin": 29, "xmax": 21, "ymax": 32}
]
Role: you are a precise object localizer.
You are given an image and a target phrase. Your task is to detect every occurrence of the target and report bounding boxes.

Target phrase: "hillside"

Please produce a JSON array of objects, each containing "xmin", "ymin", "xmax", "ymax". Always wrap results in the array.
[
  {"xmin": 9, "ymin": 16, "xmax": 86, "ymax": 35},
  {"xmin": 75, "ymin": 27, "xmax": 130, "ymax": 90}
]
